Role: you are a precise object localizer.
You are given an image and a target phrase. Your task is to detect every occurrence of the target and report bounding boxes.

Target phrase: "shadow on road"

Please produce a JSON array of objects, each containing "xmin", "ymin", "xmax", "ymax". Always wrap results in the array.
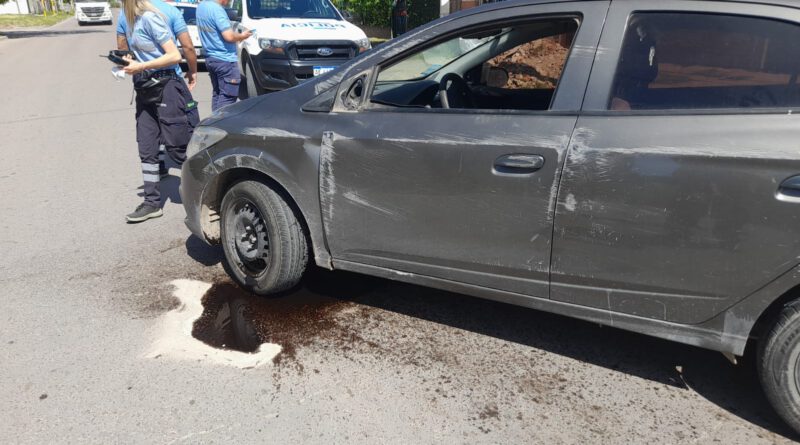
[
  {"xmin": 185, "ymin": 234, "xmax": 222, "ymax": 266},
  {"xmin": 305, "ymin": 268, "xmax": 797, "ymax": 440},
  {"xmin": 160, "ymin": 175, "xmax": 182, "ymax": 205},
  {"xmin": 0, "ymin": 29, "xmax": 106, "ymax": 39}
]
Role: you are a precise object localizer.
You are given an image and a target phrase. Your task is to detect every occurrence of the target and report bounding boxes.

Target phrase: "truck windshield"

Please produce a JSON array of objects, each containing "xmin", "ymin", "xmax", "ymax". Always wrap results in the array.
[
  {"xmin": 246, "ymin": 0, "xmax": 340, "ymax": 20},
  {"xmin": 177, "ymin": 6, "xmax": 196, "ymax": 25}
]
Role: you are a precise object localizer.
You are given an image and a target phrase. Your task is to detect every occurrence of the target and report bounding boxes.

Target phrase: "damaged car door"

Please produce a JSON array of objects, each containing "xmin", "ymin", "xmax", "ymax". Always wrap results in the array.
[
  {"xmin": 319, "ymin": 2, "xmax": 608, "ymax": 297},
  {"xmin": 551, "ymin": 1, "xmax": 800, "ymax": 324}
]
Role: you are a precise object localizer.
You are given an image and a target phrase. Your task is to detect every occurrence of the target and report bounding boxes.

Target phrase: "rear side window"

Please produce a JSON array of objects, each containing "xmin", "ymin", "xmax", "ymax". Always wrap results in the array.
[{"xmin": 610, "ymin": 13, "xmax": 800, "ymax": 110}]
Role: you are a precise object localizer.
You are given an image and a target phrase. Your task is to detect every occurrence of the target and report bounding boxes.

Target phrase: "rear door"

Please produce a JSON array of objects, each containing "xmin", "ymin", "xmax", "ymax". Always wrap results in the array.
[
  {"xmin": 551, "ymin": 0, "xmax": 800, "ymax": 323},
  {"xmin": 321, "ymin": 2, "xmax": 608, "ymax": 297}
]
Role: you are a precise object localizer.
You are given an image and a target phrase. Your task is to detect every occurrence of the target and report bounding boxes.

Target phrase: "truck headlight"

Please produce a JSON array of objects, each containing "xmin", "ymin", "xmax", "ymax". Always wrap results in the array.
[
  {"xmin": 259, "ymin": 38, "xmax": 286, "ymax": 55},
  {"xmin": 187, "ymin": 127, "xmax": 227, "ymax": 158},
  {"xmin": 355, "ymin": 38, "xmax": 371, "ymax": 53}
]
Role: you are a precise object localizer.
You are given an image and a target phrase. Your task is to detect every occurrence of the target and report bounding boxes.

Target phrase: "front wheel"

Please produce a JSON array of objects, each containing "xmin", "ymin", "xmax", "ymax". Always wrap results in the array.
[
  {"xmin": 243, "ymin": 57, "xmax": 263, "ymax": 99},
  {"xmin": 220, "ymin": 180, "xmax": 308, "ymax": 295},
  {"xmin": 758, "ymin": 299, "xmax": 800, "ymax": 435}
]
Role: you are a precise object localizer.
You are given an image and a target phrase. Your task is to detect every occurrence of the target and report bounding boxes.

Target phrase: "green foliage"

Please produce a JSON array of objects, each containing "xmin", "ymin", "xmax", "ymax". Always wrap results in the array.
[
  {"xmin": 0, "ymin": 0, "xmax": 10, "ymax": 5},
  {"xmin": 332, "ymin": 0, "xmax": 439, "ymax": 30},
  {"xmin": 332, "ymin": 0, "xmax": 391, "ymax": 28},
  {"xmin": 408, "ymin": 0, "xmax": 438, "ymax": 29}
]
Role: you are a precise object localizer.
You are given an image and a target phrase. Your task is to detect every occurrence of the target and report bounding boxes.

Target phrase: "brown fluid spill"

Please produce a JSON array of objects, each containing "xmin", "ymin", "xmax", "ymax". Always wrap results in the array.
[{"xmin": 191, "ymin": 269, "xmax": 381, "ymax": 368}]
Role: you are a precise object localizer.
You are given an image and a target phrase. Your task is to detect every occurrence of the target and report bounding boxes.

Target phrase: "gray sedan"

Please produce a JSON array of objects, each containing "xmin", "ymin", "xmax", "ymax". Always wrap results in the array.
[{"xmin": 181, "ymin": 0, "xmax": 800, "ymax": 434}]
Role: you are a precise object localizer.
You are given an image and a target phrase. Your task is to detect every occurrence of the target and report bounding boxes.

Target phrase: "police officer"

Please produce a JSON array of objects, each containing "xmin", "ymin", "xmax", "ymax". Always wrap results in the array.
[
  {"xmin": 117, "ymin": 0, "xmax": 198, "ymax": 178},
  {"xmin": 117, "ymin": 0, "xmax": 197, "ymax": 92},
  {"xmin": 196, "ymin": 0, "xmax": 252, "ymax": 111},
  {"xmin": 121, "ymin": 0, "xmax": 200, "ymax": 223}
]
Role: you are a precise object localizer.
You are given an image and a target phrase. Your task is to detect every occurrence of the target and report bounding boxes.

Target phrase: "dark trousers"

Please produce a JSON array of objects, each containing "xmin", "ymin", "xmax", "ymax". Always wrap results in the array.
[
  {"xmin": 135, "ymin": 77, "xmax": 199, "ymax": 207},
  {"xmin": 207, "ymin": 58, "xmax": 241, "ymax": 112}
]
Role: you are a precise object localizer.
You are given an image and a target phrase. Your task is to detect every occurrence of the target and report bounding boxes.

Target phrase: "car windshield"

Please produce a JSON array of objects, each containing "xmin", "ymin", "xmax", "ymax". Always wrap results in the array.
[
  {"xmin": 177, "ymin": 6, "xmax": 196, "ymax": 25},
  {"xmin": 378, "ymin": 31, "xmax": 505, "ymax": 82},
  {"xmin": 246, "ymin": 0, "xmax": 339, "ymax": 20}
]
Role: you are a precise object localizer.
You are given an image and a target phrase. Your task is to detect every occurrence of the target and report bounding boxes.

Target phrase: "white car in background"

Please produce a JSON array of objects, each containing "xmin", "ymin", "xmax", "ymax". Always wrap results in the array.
[
  {"xmin": 75, "ymin": 0, "xmax": 112, "ymax": 25},
  {"xmin": 169, "ymin": 1, "xmax": 206, "ymax": 65}
]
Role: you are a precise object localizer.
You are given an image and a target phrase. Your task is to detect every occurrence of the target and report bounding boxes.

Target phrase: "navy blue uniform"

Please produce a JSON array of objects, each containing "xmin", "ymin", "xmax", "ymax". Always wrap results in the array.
[{"xmin": 128, "ymin": 11, "xmax": 199, "ymax": 208}]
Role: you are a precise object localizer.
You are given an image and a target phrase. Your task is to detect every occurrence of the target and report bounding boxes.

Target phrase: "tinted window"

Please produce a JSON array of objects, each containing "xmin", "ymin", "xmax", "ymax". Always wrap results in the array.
[{"xmin": 610, "ymin": 13, "xmax": 800, "ymax": 110}]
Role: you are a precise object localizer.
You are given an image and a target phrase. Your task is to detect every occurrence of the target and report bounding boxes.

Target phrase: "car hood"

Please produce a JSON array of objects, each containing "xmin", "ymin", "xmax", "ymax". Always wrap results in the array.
[{"xmin": 243, "ymin": 18, "xmax": 367, "ymax": 41}]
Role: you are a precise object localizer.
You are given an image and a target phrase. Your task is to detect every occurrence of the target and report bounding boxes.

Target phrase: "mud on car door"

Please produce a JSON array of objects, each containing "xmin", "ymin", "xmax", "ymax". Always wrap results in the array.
[{"xmin": 319, "ymin": 1, "xmax": 609, "ymax": 297}]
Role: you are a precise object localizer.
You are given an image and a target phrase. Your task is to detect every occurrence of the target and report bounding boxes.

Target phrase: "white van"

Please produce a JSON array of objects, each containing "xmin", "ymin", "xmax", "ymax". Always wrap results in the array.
[
  {"xmin": 74, "ymin": 0, "xmax": 112, "ymax": 25},
  {"xmin": 230, "ymin": 0, "xmax": 370, "ymax": 96}
]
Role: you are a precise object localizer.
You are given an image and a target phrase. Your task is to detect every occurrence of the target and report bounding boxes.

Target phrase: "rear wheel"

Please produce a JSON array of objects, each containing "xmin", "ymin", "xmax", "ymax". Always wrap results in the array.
[
  {"xmin": 758, "ymin": 299, "xmax": 800, "ymax": 434},
  {"xmin": 220, "ymin": 180, "xmax": 308, "ymax": 295}
]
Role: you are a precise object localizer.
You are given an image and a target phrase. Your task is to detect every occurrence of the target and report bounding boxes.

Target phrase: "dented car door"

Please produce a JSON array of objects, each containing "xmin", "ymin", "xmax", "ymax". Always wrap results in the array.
[
  {"xmin": 319, "ymin": 2, "xmax": 608, "ymax": 297},
  {"xmin": 551, "ymin": 0, "xmax": 800, "ymax": 323}
]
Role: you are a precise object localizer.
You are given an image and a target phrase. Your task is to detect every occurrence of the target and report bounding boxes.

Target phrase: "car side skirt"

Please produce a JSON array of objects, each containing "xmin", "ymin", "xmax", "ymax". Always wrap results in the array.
[{"xmin": 332, "ymin": 259, "xmax": 794, "ymax": 355}]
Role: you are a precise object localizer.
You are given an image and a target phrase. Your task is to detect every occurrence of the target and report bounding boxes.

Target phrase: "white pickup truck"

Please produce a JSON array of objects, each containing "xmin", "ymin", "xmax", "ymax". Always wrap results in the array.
[
  {"xmin": 74, "ymin": 0, "xmax": 112, "ymax": 25},
  {"xmin": 230, "ymin": 0, "xmax": 370, "ymax": 96}
]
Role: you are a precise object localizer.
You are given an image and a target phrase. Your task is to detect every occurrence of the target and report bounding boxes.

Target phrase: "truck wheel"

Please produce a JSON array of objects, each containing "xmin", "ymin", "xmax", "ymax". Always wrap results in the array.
[
  {"xmin": 243, "ymin": 58, "xmax": 262, "ymax": 99},
  {"xmin": 758, "ymin": 299, "xmax": 800, "ymax": 434},
  {"xmin": 220, "ymin": 180, "xmax": 308, "ymax": 295}
]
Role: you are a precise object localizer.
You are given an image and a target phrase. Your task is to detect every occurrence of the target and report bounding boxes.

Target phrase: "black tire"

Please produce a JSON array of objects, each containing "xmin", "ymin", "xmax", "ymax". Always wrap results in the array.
[
  {"xmin": 758, "ymin": 299, "xmax": 800, "ymax": 435},
  {"xmin": 220, "ymin": 180, "xmax": 308, "ymax": 295},
  {"xmin": 243, "ymin": 57, "xmax": 262, "ymax": 99}
]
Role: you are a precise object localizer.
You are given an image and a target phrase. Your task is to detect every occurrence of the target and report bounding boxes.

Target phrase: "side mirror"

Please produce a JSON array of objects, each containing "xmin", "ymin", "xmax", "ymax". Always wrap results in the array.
[
  {"xmin": 225, "ymin": 8, "xmax": 241, "ymax": 22},
  {"xmin": 341, "ymin": 76, "xmax": 365, "ymax": 110},
  {"xmin": 341, "ymin": 10, "xmax": 355, "ymax": 22}
]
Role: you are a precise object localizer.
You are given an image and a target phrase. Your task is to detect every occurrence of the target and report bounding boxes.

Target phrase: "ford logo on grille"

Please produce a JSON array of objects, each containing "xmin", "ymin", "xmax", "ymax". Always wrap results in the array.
[{"xmin": 316, "ymin": 47, "xmax": 334, "ymax": 57}]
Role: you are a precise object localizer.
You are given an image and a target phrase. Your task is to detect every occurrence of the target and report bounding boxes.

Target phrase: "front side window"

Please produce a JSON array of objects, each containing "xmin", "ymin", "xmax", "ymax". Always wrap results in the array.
[
  {"xmin": 371, "ymin": 18, "xmax": 579, "ymax": 112},
  {"xmin": 610, "ymin": 13, "xmax": 800, "ymax": 110}
]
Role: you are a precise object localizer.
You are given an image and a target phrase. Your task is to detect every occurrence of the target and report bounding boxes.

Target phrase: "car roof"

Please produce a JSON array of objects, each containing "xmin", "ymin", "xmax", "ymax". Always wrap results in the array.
[{"xmin": 453, "ymin": 0, "xmax": 800, "ymax": 17}]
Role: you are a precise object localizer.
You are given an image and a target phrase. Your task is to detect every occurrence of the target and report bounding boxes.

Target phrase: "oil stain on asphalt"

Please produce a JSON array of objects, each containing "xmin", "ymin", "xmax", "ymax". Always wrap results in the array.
[{"xmin": 189, "ymin": 269, "xmax": 382, "ymax": 369}]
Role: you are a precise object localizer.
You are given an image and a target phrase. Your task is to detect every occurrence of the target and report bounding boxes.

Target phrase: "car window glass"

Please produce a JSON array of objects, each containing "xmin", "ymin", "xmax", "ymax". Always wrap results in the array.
[
  {"xmin": 610, "ymin": 13, "xmax": 800, "ymax": 110},
  {"xmin": 379, "ymin": 33, "xmax": 500, "ymax": 82},
  {"xmin": 247, "ymin": 0, "xmax": 339, "ymax": 20},
  {"xmin": 484, "ymin": 32, "xmax": 574, "ymax": 91},
  {"xmin": 178, "ymin": 6, "xmax": 196, "ymax": 25},
  {"xmin": 370, "ymin": 18, "xmax": 579, "ymax": 112}
]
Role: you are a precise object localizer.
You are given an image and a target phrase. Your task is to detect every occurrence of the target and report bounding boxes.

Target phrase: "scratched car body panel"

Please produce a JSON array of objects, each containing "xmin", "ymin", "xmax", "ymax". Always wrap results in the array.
[{"xmin": 181, "ymin": 0, "xmax": 800, "ymax": 360}]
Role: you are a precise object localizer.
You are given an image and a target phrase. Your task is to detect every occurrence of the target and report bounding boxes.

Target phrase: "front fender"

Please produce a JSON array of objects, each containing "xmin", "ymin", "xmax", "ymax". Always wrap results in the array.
[{"xmin": 198, "ymin": 144, "xmax": 331, "ymax": 269}]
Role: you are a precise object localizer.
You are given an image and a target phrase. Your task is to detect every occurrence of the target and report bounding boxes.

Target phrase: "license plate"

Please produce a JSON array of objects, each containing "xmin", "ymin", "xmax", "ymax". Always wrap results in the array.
[{"xmin": 313, "ymin": 66, "xmax": 335, "ymax": 76}]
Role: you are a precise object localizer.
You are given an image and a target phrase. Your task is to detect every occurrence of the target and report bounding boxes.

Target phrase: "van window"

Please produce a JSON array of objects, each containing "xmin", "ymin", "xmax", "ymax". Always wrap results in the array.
[{"xmin": 610, "ymin": 13, "xmax": 800, "ymax": 110}]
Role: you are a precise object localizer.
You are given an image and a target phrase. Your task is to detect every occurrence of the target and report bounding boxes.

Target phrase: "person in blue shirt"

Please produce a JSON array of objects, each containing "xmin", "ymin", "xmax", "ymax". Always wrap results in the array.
[
  {"xmin": 119, "ymin": 0, "xmax": 200, "ymax": 222},
  {"xmin": 116, "ymin": 0, "xmax": 198, "ymax": 92},
  {"xmin": 196, "ymin": 0, "xmax": 252, "ymax": 111}
]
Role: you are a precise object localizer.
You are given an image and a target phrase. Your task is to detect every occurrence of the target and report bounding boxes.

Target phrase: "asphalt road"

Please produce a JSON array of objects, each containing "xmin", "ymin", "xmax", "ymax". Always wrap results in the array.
[{"xmin": 0, "ymin": 16, "xmax": 798, "ymax": 444}]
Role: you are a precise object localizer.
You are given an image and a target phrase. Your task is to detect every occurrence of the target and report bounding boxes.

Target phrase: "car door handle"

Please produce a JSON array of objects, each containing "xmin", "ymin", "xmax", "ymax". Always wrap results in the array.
[
  {"xmin": 778, "ymin": 175, "xmax": 800, "ymax": 202},
  {"xmin": 493, "ymin": 154, "xmax": 545, "ymax": 174}
]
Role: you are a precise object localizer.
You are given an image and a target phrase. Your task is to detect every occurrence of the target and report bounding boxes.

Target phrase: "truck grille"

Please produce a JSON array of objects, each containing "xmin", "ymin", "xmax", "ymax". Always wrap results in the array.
[
  {"xmin": 81, "ymin": 7, "xmax": 104, "ymax": 17},
  {"xmin": 288, "ymin": 41, "xmax": 356, "ymax": 61}
]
